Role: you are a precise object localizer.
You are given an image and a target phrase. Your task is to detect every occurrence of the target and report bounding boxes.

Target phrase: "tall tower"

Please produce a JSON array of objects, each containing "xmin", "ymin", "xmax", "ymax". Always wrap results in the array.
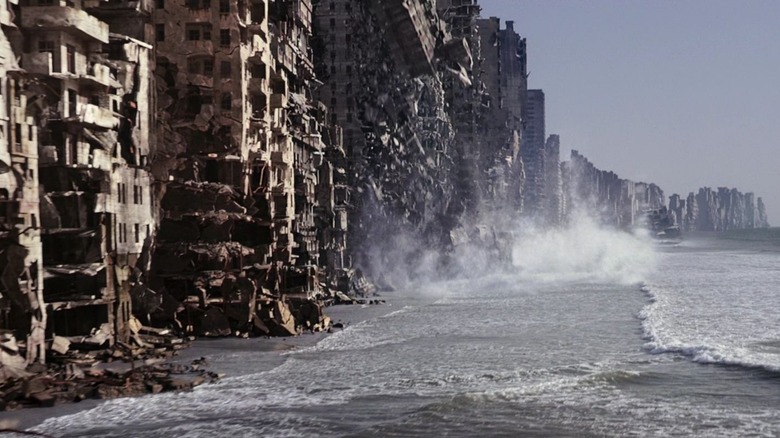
[
  {"xmin": 477, "ymin": 17, "xmax": 527, "ymax": 213},
  {"xmin": 523, "ymin": 89, "xmax": 545, "ymax": 215}
]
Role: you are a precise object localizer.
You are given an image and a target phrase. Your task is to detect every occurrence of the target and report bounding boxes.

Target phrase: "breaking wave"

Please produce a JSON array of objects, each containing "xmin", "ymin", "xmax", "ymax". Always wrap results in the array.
[
  {"xmin": 638, "ymin": 283, "xmax": 780, "ymax": 374},
  {"xmin": 510, "ymin": 217, "xmax": 657, "ymax": 285}
]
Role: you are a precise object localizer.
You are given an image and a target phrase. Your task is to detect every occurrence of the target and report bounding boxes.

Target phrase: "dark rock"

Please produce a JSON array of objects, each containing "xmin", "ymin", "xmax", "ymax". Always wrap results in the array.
[{"xmin": 30, "ymin": 391, "xmax": 56, "ymax": 407}]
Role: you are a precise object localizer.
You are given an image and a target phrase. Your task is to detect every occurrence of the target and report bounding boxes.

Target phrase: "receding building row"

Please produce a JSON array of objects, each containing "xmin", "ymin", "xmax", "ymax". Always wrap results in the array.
[{"xmin": 3, "ymin": 0, "xmax": 621, "ymax": 369}]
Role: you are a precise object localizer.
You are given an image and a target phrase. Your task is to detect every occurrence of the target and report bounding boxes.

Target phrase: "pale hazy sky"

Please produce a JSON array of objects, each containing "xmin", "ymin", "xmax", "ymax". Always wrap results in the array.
[{"xmin": 479, "ymin": 0, "xmax": 780, "ymax": 222}]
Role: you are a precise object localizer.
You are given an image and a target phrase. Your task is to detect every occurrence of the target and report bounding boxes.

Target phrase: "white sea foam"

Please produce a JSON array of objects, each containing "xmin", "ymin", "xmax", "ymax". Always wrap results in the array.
[
  {"xmin": 638, "ymin": 282, "xmax": 780, "ymax": 373},
  {"xmin": 511, "ymin": 217, "xmax": 657, "ymax": 285}
]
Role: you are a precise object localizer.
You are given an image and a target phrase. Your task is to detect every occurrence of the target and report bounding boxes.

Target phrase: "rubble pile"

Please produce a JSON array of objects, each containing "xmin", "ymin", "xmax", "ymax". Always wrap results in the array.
[{"xmin": 0, "ymin": 324, "xmax": 219, "ymax": 411}]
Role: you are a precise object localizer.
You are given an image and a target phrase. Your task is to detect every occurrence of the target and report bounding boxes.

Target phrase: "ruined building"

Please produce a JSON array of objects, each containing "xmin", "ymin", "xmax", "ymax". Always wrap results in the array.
[
  {"xmin": 0, "ymin": 0, "xmax": 336, "ymax": 367},
  {"xmin": 313, "ymin": 0, "xmax": 462, "ymax": 276},
  {"xmin": 522, "ymin": 89, "xmax": 544, "ymax": 215},
  {"xmin": 0, "ymin": 0, "xmax": 156, "ymax": 366},
  {"xmin": 475, "ymin": 17, "xmax": 526, "ymax": 214},
  {"xmin": 1, "ymin": 0, "xmax": 46, "ymax": 365},
  {"xmin": 563, "ymin": 150, "xmax": 664, "ymax": 228},
  {"xmin": 435, "ymin": 0, "xmax": 484, "ymax": 224},
  {"xmin": 669, "ymin": 188, "xmax": 769, "ymax": 232},
  {"xmin": 542, "ymin": 134, "xmax": 563, "ymax": 224},
  {"xmin": 149, "ymin": 0, "xmax": 331, "ymax": 337}
]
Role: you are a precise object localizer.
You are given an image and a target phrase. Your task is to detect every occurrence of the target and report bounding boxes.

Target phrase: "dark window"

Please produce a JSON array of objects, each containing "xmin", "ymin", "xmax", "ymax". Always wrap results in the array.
[
  {"xmin": 188, "ymin": 59, "xmax": 199, "ymax": 74},
  {"xmin": 203, "ymin": 26, "xmax": 212, "ymax": 40},
  {"xmin": 67, "ymin": 89, "xmax": 77, "ymax": 117},
  {"xmin": 250, "ymin": 63, "xmax": 264, "ymax": 78},
  {"xmin": 221, "ymin": 92, "xmax": 232, "ymax": 111},
  {"xmin": 38, "ymin": 40, "xmax": 54, "ymax": 53},
  {"xmin": 346, "ymin": 112, "xmax": 353, "ymax": 122},
  {"xmin": 220, "ymin": 61, "xmax": 231, "ymax": 76},
  {"xmin": 202, "ymin": 0, "xmax": 210, "ymax": 8},
  {"xmin": 250, "ymin": 3, "xmax": 264, "ymax": 22},
  {"xmin": 330, "ymin": 18, "xmax": 335, "ymax": 28},
  {"xmin": 156, "ymin": 0, "xmax": 164, "ymax": 8},
  {"xmin": 345, "ymin": 64, "xmax": 352, "ymax": 75},
  {"xmin": 14, "ymin": 123, "xmax": 21, "ymax": 149},
  {"xmin": 345, "ymin": 2, "xmax": 351, "ymax": 11},
  {"xmin": 67, "ymin": 135, "xmax": 76, "ymax": 164},
  {"xmin": 220, "ymin": 29, "xmax": 231, "ymax": 47},
  {"xmin": 187, "ymin": 27, "xmax": 200, "ymax": 41},
  {"xmin": 219, "ymin": 0, "xmax": 228, "ymax": 13},
  {"xmin": 251, "ymin": 94, "xmax": 265, "ymax": 117},
  {"xmin": 204, "ymin": 59, "xmax": 214, "ymax": 75},
  {"xmin": 185, "ymin": 0, "xmax": 198, "ymax": 8},
  {"xmin": 330, "ymin": 65, "xmax": 336, "ymax": 74},
  {"xmin": 156, "ymin": 24, "xmax": 165, "ymax": 41},
  {"xmin": 329, "ymin": 2, "xmax": 334, "ymax": 10},
  {"xmin": 27, "ymin": 125, "xmax": 33, "ymax": 141}
]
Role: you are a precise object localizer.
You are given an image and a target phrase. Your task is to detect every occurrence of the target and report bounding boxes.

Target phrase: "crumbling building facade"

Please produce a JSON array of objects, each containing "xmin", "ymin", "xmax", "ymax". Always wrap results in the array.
[
  {"xmin": 563, "ymin": 150, "xmax": 664, "ymax": 228},
  {"xmin": 148, "ymin": 0, "xmax": 332, "ymax": 337},
  {"xmin": 313, "ymin": 0, "xmax": 461, "ymax": 277},
  {"xmin": 436, "ymin": 0, "xmax": 486, "ymax": 226},
  {"xmin": 0, "ymin": 0, "xmax": 158, "ymax": 369},
  {"xmin": 475, "ymin": 17, "xmax": 526, "ymax": 215},
  {"xmin": 1, "ymin": 0, "xmax": 47, "ymax": 365}
]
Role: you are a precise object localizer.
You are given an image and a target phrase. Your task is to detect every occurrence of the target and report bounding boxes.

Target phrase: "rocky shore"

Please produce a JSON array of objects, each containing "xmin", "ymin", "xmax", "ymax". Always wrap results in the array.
[{"xmin": 0, "ymin": 299, "xmax": 392, "ymax": 432}]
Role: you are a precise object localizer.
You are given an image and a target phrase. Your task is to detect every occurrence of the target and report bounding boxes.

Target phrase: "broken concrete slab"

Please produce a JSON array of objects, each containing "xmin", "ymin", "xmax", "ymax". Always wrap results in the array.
[{"xmin": 51, "ymin": 337, "xmax": 71, "ymax": 355}]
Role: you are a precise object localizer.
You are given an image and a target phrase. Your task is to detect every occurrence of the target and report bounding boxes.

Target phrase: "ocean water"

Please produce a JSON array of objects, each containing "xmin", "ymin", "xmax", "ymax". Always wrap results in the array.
[{"xmin": 30, "ymin": 224, "xmax": 780, "ymax": 437}]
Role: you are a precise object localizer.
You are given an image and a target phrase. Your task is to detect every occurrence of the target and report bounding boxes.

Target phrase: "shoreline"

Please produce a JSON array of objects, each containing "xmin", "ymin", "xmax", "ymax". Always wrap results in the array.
[{"xmin": 0, "ymin": 300, "xmax": 399, "ymax": 432}]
